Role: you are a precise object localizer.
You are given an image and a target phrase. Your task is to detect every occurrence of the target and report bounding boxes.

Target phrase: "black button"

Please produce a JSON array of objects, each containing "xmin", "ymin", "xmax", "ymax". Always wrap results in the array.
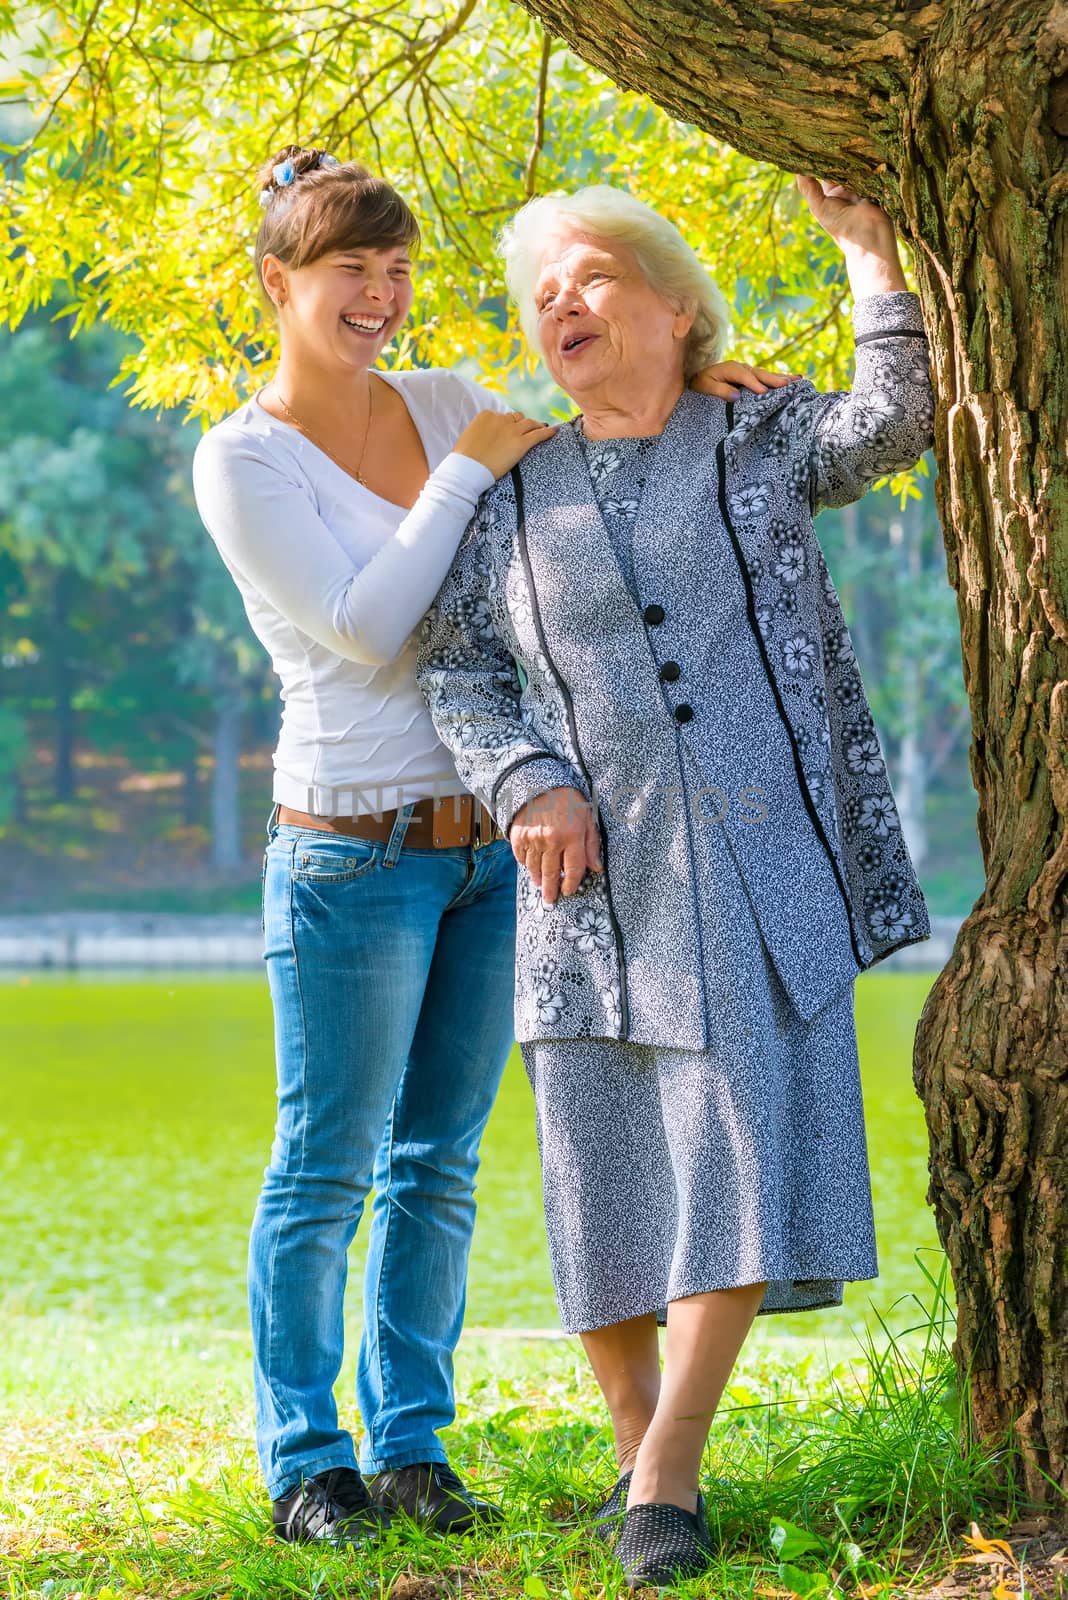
[
  {"xmin": 659, "ymin": 661, "xmax": 681, "ymax": 683},
  {"xmin": 643, "ymin": 603, "xmax": 666, "ymax": 626},
  {"xmin": 674, "ymin": 704, "xmax": 694, "ymax": 723}
]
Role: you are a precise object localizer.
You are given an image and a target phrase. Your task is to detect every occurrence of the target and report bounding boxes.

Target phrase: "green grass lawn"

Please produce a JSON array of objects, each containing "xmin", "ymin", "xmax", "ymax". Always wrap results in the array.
[
  {"xmin": 0, "ymin": 1292, "xmax": 1023, "ymax": 1600},
  {"xmin": 0, "ymin": 972, "xmax": 1032, "ymax": 1598},
  {"xmin": 0, "ymin": 972, "xmax": 940, "ymax": 1333}
]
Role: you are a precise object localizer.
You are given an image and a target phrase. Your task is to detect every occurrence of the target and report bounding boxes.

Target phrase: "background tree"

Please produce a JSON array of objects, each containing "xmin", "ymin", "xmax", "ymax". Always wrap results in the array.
[
  {"xmin": 173, "ymin": 541, "xmax": 273, "ymax": 870},
  {"xmin": 0, "ymin": 310, "xmax": 275, "ymax": 869},
  {"xmin": 0, "ymin": 322, "xmax": 163, "ymax": 806},
  {"xmin": 2, "ymin": 0, "xmax": 1060, "ymax": 1495}
]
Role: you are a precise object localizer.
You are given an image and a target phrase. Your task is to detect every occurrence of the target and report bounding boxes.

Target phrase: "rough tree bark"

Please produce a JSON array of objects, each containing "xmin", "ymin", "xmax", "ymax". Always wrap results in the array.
[{"xmin": 512, "ymin": 0, "xmax": 1068, "ymax": 1497}]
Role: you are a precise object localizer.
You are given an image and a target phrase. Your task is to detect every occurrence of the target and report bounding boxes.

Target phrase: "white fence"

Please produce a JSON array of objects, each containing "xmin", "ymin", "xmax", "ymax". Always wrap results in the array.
[
  {"xmin": 0, "ymin": 913, "xmax": 264, "ymax": 969},
  {"xmin": 0, "ymin": 911, "xmax": 963, "ymax": 971}
]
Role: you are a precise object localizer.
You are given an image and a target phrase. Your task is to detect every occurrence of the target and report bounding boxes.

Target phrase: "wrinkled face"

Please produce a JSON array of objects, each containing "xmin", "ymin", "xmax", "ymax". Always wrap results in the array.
[
  {"xmin": 533, "ymin": 230, "xmax": 693, "ymax": 403},
  {"xmin": 264, "ymin": 245, "xmax": 415, "ymax": 369}
]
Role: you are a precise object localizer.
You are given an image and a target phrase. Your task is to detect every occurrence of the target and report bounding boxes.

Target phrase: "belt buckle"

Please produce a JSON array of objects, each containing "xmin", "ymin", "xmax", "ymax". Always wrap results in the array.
[{"xmin": 433, "ymin": 795, "xmax": 471, "ymax": 848}]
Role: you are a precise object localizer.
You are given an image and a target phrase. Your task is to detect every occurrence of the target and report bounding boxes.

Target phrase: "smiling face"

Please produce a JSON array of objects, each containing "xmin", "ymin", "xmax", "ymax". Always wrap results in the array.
[
  {"xmin": 262, "ymin": 244, "xmax": 415, "ymax": 372},
  {"xmin": 533, "ymin": 230, "xmax": 694, "ymax": 408}
]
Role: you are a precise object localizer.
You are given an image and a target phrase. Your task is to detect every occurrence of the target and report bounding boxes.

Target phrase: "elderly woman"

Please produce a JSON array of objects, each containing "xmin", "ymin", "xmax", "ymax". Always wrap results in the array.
[{"xmin": 417, "ymin": 176, "xmax": 933, "ymax": 1589}]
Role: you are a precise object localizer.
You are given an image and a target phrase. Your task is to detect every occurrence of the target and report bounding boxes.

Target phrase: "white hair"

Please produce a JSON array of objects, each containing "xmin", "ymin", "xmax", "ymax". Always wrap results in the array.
[{"xmin": 498, "ymin": 184, "xmax": 731, "ymax": 378}]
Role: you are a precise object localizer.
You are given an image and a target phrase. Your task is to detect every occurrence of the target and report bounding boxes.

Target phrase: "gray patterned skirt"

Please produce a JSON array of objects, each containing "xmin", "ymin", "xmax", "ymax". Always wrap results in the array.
[{"xmin": 520, "ymin": 772, "xmax": 878, "ymax": 1335}]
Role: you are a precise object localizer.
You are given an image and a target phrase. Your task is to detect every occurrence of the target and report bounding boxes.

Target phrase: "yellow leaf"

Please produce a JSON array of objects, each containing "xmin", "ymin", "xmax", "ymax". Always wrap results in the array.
[{"xmin": 962, "ymin": 1523, "xmax": 1014, "ymax": 1562}]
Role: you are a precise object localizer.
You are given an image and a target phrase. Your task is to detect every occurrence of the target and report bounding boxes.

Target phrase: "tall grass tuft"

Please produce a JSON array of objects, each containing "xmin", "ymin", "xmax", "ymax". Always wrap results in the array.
[{"xmin": 693, "ymin": 1259, "xmax": 1026, "ymax": 1596}]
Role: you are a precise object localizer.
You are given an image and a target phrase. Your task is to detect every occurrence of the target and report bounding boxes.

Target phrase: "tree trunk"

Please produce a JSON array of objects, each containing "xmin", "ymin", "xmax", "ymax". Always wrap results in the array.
[
  {"xmin": 53, "ymin": 571, "xmax": 76, "ymax": 804},
  {"xmin": 512, "ymin": 0, "xmax": 1068, "ymax": 1495},
  {"xmin": 896, "ymin": 697, "xmax": 929, "ymax": 870},
  {"xmin": 182, "ymin": 743, "xmax": 202, "ymax": 828},
  {"xmin": 900, "ymin": 21, "xmax": 1068, "ymax": 1499},
  {"xmin": 893, "ymin": 500, "xmax": 929, "ymax": 870},
  {"xmin": 211, "ymin": 686, "xmax": 244, "ymax": 871},
  {"xmin": 12, "ymin": 773, "xmax": 26, "ymax": 827},
  {"xmin": 840, "ymin": 502, "xmax": 877, "ymax": 670}
]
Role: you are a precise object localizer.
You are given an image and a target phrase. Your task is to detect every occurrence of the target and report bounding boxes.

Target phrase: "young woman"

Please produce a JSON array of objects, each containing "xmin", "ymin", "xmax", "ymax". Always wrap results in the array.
[{"xmin": 192, "ymin": 144, "xmax": 793, "ymax": 1549}]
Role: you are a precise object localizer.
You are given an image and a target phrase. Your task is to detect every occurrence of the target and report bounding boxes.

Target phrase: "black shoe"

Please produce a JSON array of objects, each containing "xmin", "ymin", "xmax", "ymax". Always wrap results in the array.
[
  {"xmin": 271, "ymin": 1466, "xmax": 392, "ymax": 1547},
  {"xmin": 591, "ymin": 1469, "xmax": 633, "ymax": 1543},
  {"xmin": 616, "ymin": 1493, "xmax": 714, "ymax": 1589},
  {"xmin": 367, "ymin": 1461, "xmax": 505, "ymax": 1534}
]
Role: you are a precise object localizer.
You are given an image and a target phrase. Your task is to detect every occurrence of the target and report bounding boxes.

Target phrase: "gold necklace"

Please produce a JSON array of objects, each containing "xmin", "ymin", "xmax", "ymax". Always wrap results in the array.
[{"xmin": 274, "ymin": 379, "xmax": 375, "ymax": 485}]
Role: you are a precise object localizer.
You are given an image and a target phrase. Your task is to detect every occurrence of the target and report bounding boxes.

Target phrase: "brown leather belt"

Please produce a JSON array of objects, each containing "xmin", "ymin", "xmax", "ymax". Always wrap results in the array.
[{"xmin": 276, "ymin": 794, "xmax": 505, "ymax": 850}]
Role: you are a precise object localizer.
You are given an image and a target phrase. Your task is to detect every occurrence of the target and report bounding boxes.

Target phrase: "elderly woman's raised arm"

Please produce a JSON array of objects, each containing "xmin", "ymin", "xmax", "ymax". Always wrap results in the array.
[
  {"xmin": 776, "ymin": 180, "xmax": 936, "ymax": 513},
  {"xmin": 798, "ymin": 288, "xmax": 935, "ymax": 513},
  {"xmin": 417, "ymin": 496, "xmax": 588, "ymax": 830}
]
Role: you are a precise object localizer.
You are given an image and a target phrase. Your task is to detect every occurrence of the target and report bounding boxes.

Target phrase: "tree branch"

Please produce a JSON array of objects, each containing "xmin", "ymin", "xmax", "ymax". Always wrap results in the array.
[
  {"xmin": 524, "ymin": 26, "xmax": 552, "ymax": 197},
  {"xmin": 509, "ymin": 0, "xmax": 935, "ymax": 202}
]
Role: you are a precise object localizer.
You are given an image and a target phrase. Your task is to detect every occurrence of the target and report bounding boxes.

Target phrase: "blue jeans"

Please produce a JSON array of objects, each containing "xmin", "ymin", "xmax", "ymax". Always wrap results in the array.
[{"xmin": 249, "ymin": 805, "xmax": 517, "ymax": 1499}]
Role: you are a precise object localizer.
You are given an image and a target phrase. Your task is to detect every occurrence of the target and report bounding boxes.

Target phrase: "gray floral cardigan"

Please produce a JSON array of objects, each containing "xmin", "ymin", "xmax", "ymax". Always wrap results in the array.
[{"xmin": 417, "ymin": 291, "xmax": 936, "ymax": 1047}]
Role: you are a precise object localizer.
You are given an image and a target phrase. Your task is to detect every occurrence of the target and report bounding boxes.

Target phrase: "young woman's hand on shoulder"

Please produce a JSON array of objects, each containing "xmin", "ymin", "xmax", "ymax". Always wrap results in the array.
[{"xmin": 453, "ymin": 410, "xmax": 558, "ymax": 480}]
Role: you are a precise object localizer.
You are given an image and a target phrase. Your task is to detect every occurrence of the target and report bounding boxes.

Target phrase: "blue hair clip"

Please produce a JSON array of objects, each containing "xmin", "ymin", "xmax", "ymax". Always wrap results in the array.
[{"xmin": 260, "ymin": 152, "xmax": 338, "ymax": 207}]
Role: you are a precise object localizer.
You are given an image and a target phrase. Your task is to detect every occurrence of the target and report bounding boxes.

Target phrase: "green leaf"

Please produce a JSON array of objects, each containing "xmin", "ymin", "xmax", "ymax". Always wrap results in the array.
[
  {"xmin": 777, "ymin": 1562, "xmax": 831, "ymax": 1597},
  {"xmin": 495, "ymin": 1403, "xmax": 533, "ymax": 1424},
  {"xmin": 524, "ymin": 1577, "xmax": 550, "ymax": 1598},
  {"xmin": 771, "ymin": 1519, "xmax": 825, "ymax": 1560}
]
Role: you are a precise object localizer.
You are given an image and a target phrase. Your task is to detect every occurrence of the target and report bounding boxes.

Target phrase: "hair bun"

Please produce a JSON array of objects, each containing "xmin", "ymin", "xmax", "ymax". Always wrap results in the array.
[
  {"xmin": 255, "ymin": 144, "xmax": 368, "ymax": 204},
  {"xmin": 256, "ymin": 145, "xmax": 320, "ymax": 202}
]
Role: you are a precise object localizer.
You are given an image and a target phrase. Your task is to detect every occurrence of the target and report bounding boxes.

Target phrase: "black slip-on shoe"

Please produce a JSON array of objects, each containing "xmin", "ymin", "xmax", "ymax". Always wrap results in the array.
[
  {"xmin": 271, "ymin": 1465, "xmax": 393, "ymax": 1547},
  {"xmin": 591, "ymin": 1469, "xmax": 633, "ymax": 1543},
  {"xmin": 616, "ymin": 1492, "xmax": 714, "ymax": 1589},
  {"xmin": 366, "ymin": 1461, "xmax": 505, "ymax": 1535}
]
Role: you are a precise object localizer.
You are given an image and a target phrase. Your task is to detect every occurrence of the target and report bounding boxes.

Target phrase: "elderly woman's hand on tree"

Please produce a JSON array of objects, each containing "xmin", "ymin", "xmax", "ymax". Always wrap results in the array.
[
  {"xmin": 690, "ymin": 361, "xmax": 802, "ymax": 401},
  {"xmin": 509, "ymin": 786, "xmax": 603, "ymax": 905},
  {"xmin": 795, "ymin": 175, "xmax": 895, "ymax": 251},
  {"xmin": 795, "ymin": 176, "xmax": 908, "ymax": 295}
]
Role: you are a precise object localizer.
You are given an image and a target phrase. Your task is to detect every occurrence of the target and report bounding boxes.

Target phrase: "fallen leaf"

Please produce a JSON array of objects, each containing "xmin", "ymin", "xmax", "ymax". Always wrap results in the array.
[
  {"xmin": 963, "ymin": 1524, "xmax": 1014, "ymax": 1562},
  {"xmin": 389, "ymin": 1577, "xmax": 443, "ymax": 1600}
]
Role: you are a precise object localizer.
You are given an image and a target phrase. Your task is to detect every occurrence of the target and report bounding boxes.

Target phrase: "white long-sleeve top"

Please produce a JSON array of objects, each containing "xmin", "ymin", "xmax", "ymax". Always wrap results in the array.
[{"xmin": 192, "ymin": 368, "xmax": 505, "ymax": 817}]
